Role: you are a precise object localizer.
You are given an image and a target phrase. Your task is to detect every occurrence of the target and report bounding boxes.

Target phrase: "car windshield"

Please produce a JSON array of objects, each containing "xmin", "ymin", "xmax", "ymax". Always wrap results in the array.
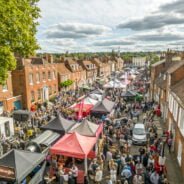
[{"xmin": 133, "ymin": 128, "xmax": 145, "ymax": 135}]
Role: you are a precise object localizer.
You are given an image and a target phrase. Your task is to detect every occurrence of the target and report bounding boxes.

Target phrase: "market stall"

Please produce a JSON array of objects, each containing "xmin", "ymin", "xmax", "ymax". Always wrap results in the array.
[
  {"xmin": 103, "ymin": 80, "xmax": 127, "ymax": 89},
  {"xmin": 40, "ymin": 114, "xmax": 76, "ymax": 135},
  {"xmin": 121, "ymin": 90, "xmax": 137, "ymax": 101},
  {"xmin": 91, "ymin": 98, "xmax": 115, "ymax": 118},
  {"xmin": 26, "ymin": 130, "xmax": 60, "ymax": 153},
  {"xmin": 70, "ymin": 100, "xmax": 93, "ymax": 120},
  {"xmin": 69, "ymin": 119, "xmax": 103, "ymax": 137},
  {"xmin": 50, "ymin": 132, "xmax": 97, "ymax": 183},
  {"xmin": 0, "ymin": 149, "xmax": 45, "ymax": 184}
]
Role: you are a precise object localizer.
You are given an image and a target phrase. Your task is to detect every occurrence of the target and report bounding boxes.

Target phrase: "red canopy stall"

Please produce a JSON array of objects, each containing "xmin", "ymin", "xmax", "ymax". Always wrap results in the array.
[
  {"xmin": 71, "ymin": 101, "xmax": 93, "ymax": 120},
  {"xmin": 50, "ymin": 132, "xmax": 97, "ymax": 158},
  {"xmin": 50, "ymin": 132, "xmax": 97, "ymax": 183}
]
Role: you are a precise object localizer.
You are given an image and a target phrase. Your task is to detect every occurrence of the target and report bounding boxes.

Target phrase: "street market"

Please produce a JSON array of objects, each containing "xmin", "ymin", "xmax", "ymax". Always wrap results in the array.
[{"xmin": 0, "ymin": 66, "xmax": 171, "ymax": 184}]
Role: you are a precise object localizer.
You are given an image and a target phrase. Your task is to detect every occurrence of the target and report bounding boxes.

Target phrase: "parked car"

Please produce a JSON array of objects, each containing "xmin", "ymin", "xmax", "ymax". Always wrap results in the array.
[{"xmin": 132, "ymin": 123, "xmax": 147, "ymax": 145}]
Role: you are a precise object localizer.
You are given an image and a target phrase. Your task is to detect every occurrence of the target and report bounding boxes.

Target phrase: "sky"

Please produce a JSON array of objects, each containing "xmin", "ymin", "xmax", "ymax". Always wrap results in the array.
[{"xmin": 37, "ymin": 0, "xmax": 184, "ymax": 53}]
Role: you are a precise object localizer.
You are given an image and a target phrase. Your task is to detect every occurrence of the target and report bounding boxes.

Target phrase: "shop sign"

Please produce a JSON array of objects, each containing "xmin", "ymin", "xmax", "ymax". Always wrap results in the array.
[{"xmin": 0, "ymin": 166, "xmax": 15, "ymax": 180}]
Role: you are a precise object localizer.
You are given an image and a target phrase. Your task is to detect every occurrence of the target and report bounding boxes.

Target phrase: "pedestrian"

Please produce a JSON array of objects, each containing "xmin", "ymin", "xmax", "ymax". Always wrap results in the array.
[
  {"xmin": 70, "ymin": 164, "xmax": 78, "ymax": 184},
  {"xmin": 167, "ymin": 137, "xmax": 172, "ymax": 153},
  {"xmin": 150, "ymin": 171, "xmax": 159, "ymax": 184},
  {"xmin": 110, "ymin": 166, "xmax": 117, "ymax": 183},
  {"xmin": 95, "ymin": 167, "xmax": 103, "ymax": 184}
]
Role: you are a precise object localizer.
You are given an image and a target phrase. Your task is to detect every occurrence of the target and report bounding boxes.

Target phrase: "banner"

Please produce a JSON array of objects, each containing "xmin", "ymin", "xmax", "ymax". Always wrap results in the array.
[{"xmin": 28, "ymin": 161, "xmax": 46, "ymax": 184}]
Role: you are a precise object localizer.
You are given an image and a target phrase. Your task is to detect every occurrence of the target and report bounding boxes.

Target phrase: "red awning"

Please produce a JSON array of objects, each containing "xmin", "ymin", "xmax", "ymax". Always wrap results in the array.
[{"xmin": 50, "ymin": 132, "xmax": 97, "ymax": 159}]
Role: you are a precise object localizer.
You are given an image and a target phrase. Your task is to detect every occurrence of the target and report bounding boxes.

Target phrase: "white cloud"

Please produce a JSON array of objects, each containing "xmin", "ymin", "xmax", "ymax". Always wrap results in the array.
[
  {"xmin": 45, "ymin": 23, "xmax": 111, "ymax": 39},
  {"xmin": 37, "ymin": 0, "xmax": 184, "ymax": 52}
]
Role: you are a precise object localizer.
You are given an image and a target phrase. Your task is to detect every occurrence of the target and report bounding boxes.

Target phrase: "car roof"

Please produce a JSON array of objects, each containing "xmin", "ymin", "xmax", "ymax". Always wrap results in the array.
[{"xmin": 134, "ymin": 123, "xmax": 145, "ymax": 129}]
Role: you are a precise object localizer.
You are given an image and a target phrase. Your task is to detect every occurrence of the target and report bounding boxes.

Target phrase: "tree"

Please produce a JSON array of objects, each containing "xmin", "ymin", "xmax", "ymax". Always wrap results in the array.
[{"xmin": 0, "ymin": 0, "xmax": 40, "ymax": 84}]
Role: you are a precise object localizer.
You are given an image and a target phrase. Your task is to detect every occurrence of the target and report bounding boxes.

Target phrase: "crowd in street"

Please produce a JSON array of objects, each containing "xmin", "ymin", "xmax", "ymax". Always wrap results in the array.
[{"xmin": 0, "ymin": 69, "xmax": 173, "ymax": 184}]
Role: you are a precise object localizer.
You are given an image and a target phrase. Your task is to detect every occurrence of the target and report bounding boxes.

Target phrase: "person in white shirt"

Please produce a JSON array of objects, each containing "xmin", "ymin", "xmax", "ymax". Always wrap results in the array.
[
  {"xmin": 106, "ymin": 150, "xmax": 113, "ymax": 162},
  {"xmin": 95, "ymin": 167, "xmax": 103, "ymax": 184},
  {"xmin": 71, "ymin": 164, "xmax": 78, "ymax": 184},
  {"xmin": 110, "ymin": 166, "xmax": 117, "ymax": 183}
]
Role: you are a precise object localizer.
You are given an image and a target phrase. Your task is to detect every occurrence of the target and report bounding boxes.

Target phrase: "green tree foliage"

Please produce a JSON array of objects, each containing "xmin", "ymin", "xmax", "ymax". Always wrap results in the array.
[
  {"xmin": 60, "ymin": 80, "xmax": 74, "ymax": 88},
  {"xmin": 0, "ymin": 0, "xmax": 40, "ymax": 84}
]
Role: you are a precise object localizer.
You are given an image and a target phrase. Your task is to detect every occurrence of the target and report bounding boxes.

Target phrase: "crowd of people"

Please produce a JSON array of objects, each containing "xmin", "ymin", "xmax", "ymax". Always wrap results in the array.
[
  {"xmin": 84, "ymin": 87, "xmax": 172, "ymax": 184},
  {"xmin": 0, "ymin": 70, "xmax": 173, "ymax": 184}
]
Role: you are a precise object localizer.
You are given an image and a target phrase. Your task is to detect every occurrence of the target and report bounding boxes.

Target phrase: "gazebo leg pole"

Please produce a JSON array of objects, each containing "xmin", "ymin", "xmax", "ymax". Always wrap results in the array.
[{"xmin": 84, "ymin": 156, "xmax": 88, "ymax": 176}]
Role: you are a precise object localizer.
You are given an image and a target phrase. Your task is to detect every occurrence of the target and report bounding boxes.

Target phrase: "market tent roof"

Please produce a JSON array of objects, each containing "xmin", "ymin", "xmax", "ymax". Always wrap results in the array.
[
  {"xmin": 90, "ymin": 89, "xmax": 104, "ymax": 95},
  {"xmin": 89, "ymin": 93, "xmax": 103, "ymax": 101},
  {"xmin": 104, "ymin": 80, "xmax": 127, "ymax": 89},
  {"xmin": 71, "ymin": 103, "xmax": 93, "ymax": 112},
  {"xmin": 79, "ymin": 84, "xmax": 91, "ymax": 90},
  {"xmin": 83, "ymin": 97, "xmax": 98, "ymax": 105},
  {"xmin": 0, "ymin": 149, "xmax": 45, "ymax": 183},
  {"xmin": 91, "ymin": 98, "xmax": 115, "ymax": 113},
  {"xmin": 69, "ymin": 119, "xmax": 102, "ymax": 137},
  {"xmin": 41, "ymin": 114, "xmax": 75, "ymax": 134},
  {"xmin": 50, "ymin": 132, "xmax": 97, "ymax": 159},
  {"xmin": 121, "ymin": 90, "xmax": 137, "ymax": 97}
]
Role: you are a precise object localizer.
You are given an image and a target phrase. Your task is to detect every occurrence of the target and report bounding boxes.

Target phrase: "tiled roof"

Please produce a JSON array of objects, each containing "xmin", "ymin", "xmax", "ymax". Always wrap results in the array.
[
  {"xmin": 151, "ymin": 60, "xmax": 165, "ymax": 67},
  {"xmin": 155, "ymin": 75, "xmax": 166, "ymax": 90},
  {"xmin": 57, "ymin": 63, "xmax": 71, "ymax": 75},
  {"xmin": 167, "ymin": 61, "xmax": 184, "ymax": 74},
  {"xmin": 171, "ymin": 78, "xmax": 184, "ymax": 105}
]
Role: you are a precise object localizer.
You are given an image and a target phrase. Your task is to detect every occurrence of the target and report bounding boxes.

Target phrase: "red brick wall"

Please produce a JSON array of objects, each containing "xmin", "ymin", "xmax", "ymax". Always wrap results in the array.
[
  {"xmin": 171, "ymin": 65, "xmax": 184, "ymax": 86},
  {"xmin": 12, "ymin": 63, "xmax": 58, "ymax": 110}
]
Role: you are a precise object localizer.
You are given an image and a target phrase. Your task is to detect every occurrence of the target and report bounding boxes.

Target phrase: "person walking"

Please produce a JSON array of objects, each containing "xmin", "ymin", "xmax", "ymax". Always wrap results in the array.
[
  {"xmin": 167, "ymin": 137, "xmax": 172, "ymax": 153},
  {"xmin": 95, "ymin": 167, "xmax": 103, "ymax": 184}
]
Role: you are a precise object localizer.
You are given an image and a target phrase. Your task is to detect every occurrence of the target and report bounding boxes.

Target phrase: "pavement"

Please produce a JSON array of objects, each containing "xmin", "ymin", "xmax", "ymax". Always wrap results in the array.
[
  {"xmin": 159, "ymin": 118, "xmax": 184, "ymax": 184},
  {"xmin": 131, "ymin": 115, "xmax": 184, "ymax": 184}
]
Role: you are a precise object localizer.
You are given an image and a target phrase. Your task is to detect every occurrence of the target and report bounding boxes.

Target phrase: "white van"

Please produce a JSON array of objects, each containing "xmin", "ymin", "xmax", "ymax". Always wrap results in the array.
[{"xmin": 132, "ymin": 123, "xmax": 147, "ymax": 145}]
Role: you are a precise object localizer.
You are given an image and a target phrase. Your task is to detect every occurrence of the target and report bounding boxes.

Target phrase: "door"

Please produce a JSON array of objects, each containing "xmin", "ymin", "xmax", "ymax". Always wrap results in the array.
[
  {"xmin": 14, "ymin": 100, "xmax": 22, "ymax": 110},
  {"xmin": 43, "ymin": 86, "xmax": 49, "ymax": 101},
  {"xmin": 0, "ymin": 101, "xmax": 3, "ymax": 114},
  {"xmin": 4, "ymin": 121, "xmax": 10, "ymax": 137}
]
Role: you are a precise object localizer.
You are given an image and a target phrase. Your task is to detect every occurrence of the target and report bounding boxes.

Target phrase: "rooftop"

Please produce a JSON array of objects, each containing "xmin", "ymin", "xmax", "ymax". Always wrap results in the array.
[{"xmin": 171, "ymin": 78, "xmax": 184, "ymax": 105}]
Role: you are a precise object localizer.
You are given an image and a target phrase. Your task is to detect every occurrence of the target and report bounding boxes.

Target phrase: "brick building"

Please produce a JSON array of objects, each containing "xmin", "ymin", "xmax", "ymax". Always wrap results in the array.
[
  {"xmin": 0, "ymin": 73, "xmax": 21, "ymax": 113},
  {"xmin": 79, "ymin": 59, "xmax": 97, "ymax": 85},
  {"xmin": 56, "ymin": 62, "xmax": 72, "ymax": 90},
  {"xmin": 92, "ymin": 57, "xmax": 111, "ymax": 79},
  {"xmin": 113, "ymin": 57, "xmax": 124, "ymax": 71},
  {"xmin": 12, "ymin": 57, "xmax": 58, "ymax": 110},
  {"xmin": 63, "ymin": 57, "xmax": 86, "ymax": 89},
  {"xmin": 168, "ymin": 77, "xmax": 184, "ymax": 176},
  {"xmin": 150, "ymin": 54, "xmax": 184, "ymax": 176}
]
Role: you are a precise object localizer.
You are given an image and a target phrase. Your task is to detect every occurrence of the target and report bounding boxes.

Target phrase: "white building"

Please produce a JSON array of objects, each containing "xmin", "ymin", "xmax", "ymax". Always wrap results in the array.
[{"xmin": 132, "ymin": 57, "xmax": 147, "ymax": 67}]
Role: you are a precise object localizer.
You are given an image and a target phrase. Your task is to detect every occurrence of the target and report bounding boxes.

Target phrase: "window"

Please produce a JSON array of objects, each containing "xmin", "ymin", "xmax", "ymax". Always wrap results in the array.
[
  {"xmin": 177, "ymin": 141, "xmax": 182, "ymax": 166},
  {"xmin": 29, "ymin": 73, "xmax": 33, "ymax": 84},
  {"xmin": 4, "ymin": 121, "xmax": 10, "ymax": 137},
  {"xmin": 31, "ymin": 91, "xmax": 35, "ymax": 102},
  {"xmin": 36, "ymin": 73, "xmax": 40, "ymax": 83},
  {"xmin": 53, "ymin": 71, "xmax": 56, "ymax": 79},
  {"xmin": 54, "ymin": 85, "xmax": 57, "ymax": 93},
  {"xmin": 37, "ymin": 89, "xmax": 41, "ymax": 100},
  {"xmin": 49, "ymin": 86, "xmax": 52, "ymax": 95},
  {"xmin": 2, "ymin": 83, "xmax": 8, "ymax": 91},
  {"xmin": 42, "ymin": 72, "xmax": 46, "ymax": 81},
  {"xmin": 0, "ymin": 101, "xmax": 3, "ymax": 114},
  {"xmin": 48, "ymin": 71, "xmax": 51, "ymax": 80},
  {"xmin": 178, "ymin": 107, "xmax": 184, "ymax": 135}
]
